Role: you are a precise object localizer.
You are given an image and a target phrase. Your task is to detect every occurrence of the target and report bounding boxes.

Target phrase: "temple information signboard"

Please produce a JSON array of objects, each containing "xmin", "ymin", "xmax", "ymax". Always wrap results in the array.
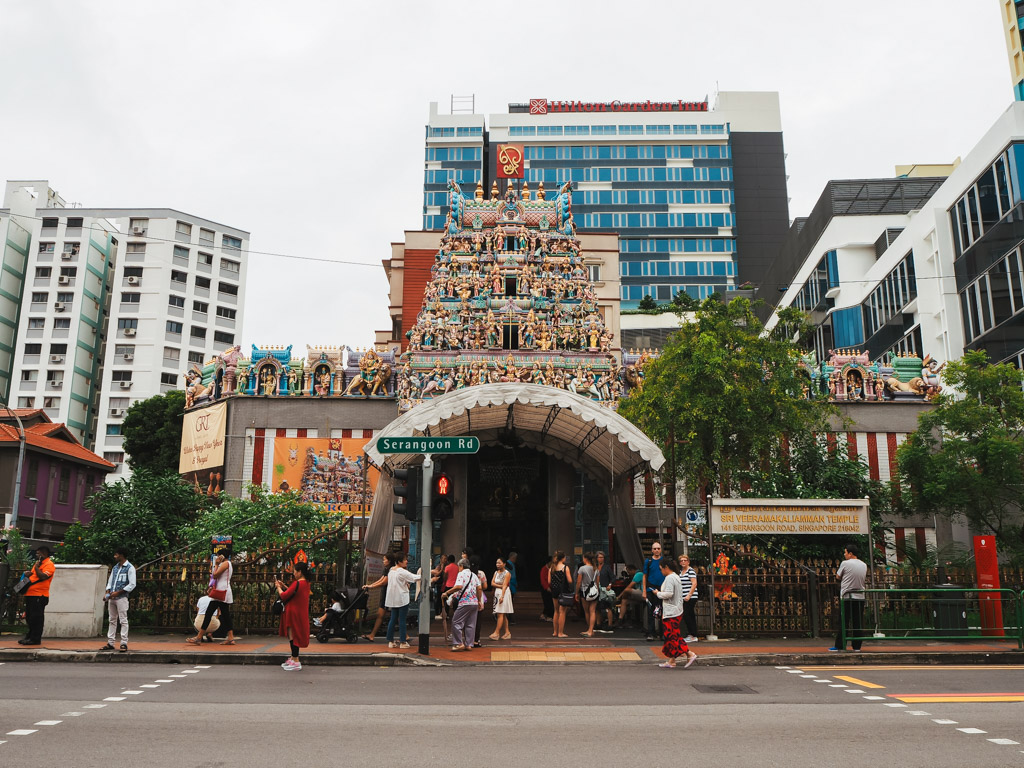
[{"xmin": 709, "ymin": 498, "xmax": 869, "ymax": 535}]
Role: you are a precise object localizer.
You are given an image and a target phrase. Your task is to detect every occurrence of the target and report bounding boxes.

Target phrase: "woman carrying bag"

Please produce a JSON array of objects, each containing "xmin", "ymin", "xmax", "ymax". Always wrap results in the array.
[
  {"xmin": 190, "ymin": 551, "xmax": 236, "ymax": 645},
  {"xmin": 549, "ymin": 550, "xmax": 573, "ymax": 639},
  {"xmin": 276, "ymin": 561, "xmax": 311, "ymax": 671}
]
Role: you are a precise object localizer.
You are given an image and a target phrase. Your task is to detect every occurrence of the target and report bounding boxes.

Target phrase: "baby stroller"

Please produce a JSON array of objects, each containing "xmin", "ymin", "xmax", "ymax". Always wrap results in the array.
[{"xmin": 315, "ymin": 586, "xmax": 368, "ymax": 644}]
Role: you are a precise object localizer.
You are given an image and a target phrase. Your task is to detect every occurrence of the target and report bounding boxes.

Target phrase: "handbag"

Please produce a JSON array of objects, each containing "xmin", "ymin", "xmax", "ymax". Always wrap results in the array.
[
  {"xmin": 271, "ymin": 598, "xmax": 284, "ymax": 616},
  {"xmin": 12, "ymin": 574, "xmax": 31, "ymax": 596},
  {"xmin": 208, "ymin": 587, "xmax": 228, "ymax": 601}
]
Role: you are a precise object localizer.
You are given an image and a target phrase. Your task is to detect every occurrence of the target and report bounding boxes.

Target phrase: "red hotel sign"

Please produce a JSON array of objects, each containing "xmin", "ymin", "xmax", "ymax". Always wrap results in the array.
[
  {"xmin": 496, "ymin": 144, "xmax": 524, "ymax": 178},
  {"xmin": 529, "ymin": 99, "xmax": 708, "ymax": 114}
]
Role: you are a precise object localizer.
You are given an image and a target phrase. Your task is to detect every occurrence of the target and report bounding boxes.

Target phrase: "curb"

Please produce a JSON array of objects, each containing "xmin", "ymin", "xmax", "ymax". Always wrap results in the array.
[{"xmin": 0, "ymin": 650, "xmax": 447, "ymax": 667}]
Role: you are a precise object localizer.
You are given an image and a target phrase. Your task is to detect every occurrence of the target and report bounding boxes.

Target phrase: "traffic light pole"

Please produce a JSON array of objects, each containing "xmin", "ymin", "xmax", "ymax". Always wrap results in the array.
[{"xmin": 418, "ymin": 455, "xmax": 434, "ymax": 654}]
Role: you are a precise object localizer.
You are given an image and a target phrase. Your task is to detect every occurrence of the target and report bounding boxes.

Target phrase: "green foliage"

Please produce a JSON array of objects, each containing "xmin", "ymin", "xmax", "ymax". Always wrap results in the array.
[
  {"xmin": 898, "ymin": 350, "xmax": 1024, "ymax": 562},
  {"xmin": 176, "ymin": 486, "xmax": 348, "ymax": 566},
  {"xmin": 59, "ymin": 470, "xmax": 208, "ymax": 565},
  {"xmin": 637, "ymin": 295, "xmax": 659, "ymax": 311},
  {"xmin": 619, "ymin": 296, "xmax": 833, "ymax": 497},
  {"xmin": 122, "ymin": 390, "xmax": 186, "ymax": 473},
  {"xmin": 1, "ymin": 527, "xmax": 32, "ymax": 573}
]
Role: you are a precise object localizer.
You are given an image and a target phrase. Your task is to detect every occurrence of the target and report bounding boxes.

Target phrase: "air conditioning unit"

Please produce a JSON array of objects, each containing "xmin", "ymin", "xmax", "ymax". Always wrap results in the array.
[
  {"xmin": 124, "ymin": 328, "xmax": 137, "ymax": 337},
  {"xmin": 61, "ymin": 252, "xmax": 73, "ymax": 260},
  {"xmin": 123, "ymin": 353, "xmax": 134, "ymax": 361},
  {"xmin": 119, "ymin": 381, "xmax": 132, "ymax": 389},
  {"xmin": 49, "ymin": 355, "xmax": 64, "ymax": 363},
  {"xmin": 132, "ymin": 227, "xmax": 146, "ymax": 235},
  {"xmin": 54, "ymin": 302, "xmax": 65, "ymax": 312},
  {"xmin": 126, "ymin": 276, "xmax": 140, "ymax": 285},
  {"xmin": 110, "ymin": 408, "xmax": 124, "ymax": 417},
  {"xmin": 48, "ymin": 380, "xmax": 62, "ymax": 389},
  {"xmin": 58, "ymin": 275, "xmax": 70, "ymax": 285}
]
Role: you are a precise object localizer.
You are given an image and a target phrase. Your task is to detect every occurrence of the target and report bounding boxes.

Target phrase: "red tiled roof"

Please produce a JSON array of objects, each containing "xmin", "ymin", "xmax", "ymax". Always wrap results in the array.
[{"xmin": 0, "ymin": 421, "xmax": 116, "ymax": 470}]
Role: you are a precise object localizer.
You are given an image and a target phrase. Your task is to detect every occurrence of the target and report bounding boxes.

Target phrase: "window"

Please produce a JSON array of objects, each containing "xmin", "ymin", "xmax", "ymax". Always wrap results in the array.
[
  {"xmin": 126, "ymin": 242, "xmax": 146, "ymax": 254},
  {"xmin": 28, "ymin": 318, "xmax": 45, "ymax": 329},
  {"xmin": 59, "ymin": 266, "xmax": 77, "ymax": 278},
  {"xmin": 111, "ymin": 370, "xmax": 133, "ymax": 382},
  {"xmin": 163, "ymin": 346, "xmax": 180, "ymax": 361},
  {"xmin": 171, "ymin": 270, "xmax": 188, "ymax": 284},
  {"xmin": 103, "ymin": 451, "xmax": 124, "ymax": 464},
  {"xmin": 193, "ymin": 300, "xmax": 208, "ymax": 313},
  {"xmin": 66, "ymin": 217, "xmax": 83, "ymax": 228},
  {"xmin": 173, "ymin": 245, "xmax": 190, "ymax": 262},
  {"xmin": 214, "ymin": 331, "xmax": 234, "ymax": 345},
  {"xmin": 31, "ymin": 292, "xmax": 47, "ymax": 303},
  {"xmin": 35, "ymin": 266, "xmax": 51, "ymax": 279},
  {"xmin": 38, "ymin": 242, "xmax": 55, "ymax": 253},
  {"xmin": 114, "ymin": 344, "xmax": 135, "ymax": 357},
  {"xmin": 24, "ymin": 343, "xmax": 41, "ymax": 355},
  {"xmin": 190, "ymin": 326, "xmax": 207, "ymax": 340},
  {"xmin": 54, "ymin": 318, "xmax": 71, "ymax": 329},
  {"xmin": 49, "ymin": 343, "xmax": 67, "ymax": 355},
  {"xmin": 195, "ymin": 276, "xmax": 211, "ymax": 289},
  {"xmin": 41, "ymin": 217, "xmax": 58, "ymax": 229},
  {"xmin": 215, "ymin": 306, "xmax": 236, "ymax": 320},
  {"xmin": 222, "ymin": 235, "xmax": 242, "ymax": 250},
  {"xmin": 198, "ymin": 251, "xmax": 213, "ymax": 265},
  {"xmin": 17, "ymin": 397, "xmax": 35, "ymax": 408},
  {"xmin": 62, "ymin": 242, "xmax": 80, "ymax": 255},
  {"xmin": 117, "ymin": 318, "xmax": 138, "ymax": 331},
  {"xmin": 124, "ymin": 266, "xmax": 143, "ymax": 279},
  {"xmin": 57, "ymin": 467, "xmax": 71, "ymax": 503},
  {"xmin": 166, "ymin": 320, "xmax": 183, "ymax": 334},
  {"xmin": 187, "ymin": 351, "xmax": 204, "ymax": 364},
  {"xmin": 199, "ymin": 228, "xmax": 215, "ymax": 245},
  {"xmin": 26, "ymin": 458, "xmax": 39, "ymax": 495},
  {"xmin": 57, "ymin": 292, "xmax": 73, "ymax": 303},
  {"xmin": 21, "ymin": 370, "xmax": 38, "ymax": 381},
  {"xmin": 121, "ymin": 292, "xmax": 141, "ymax": 303},
  {"xmin": 43, "ymin": 396, "xmax": 59, "ymax": 408},
  {"xmin": 217, "ymin": 282, "xmax": 238, "ymax": 296},
  {"xmin": 106, "ymin": 424, "xmax": 122, "ymax": 436},
  {"xmin": 176, "ymin": 220, "xmax": 193, "ymax": 238},
  {"xmin": 46, "ymin": 370, "xmax": 63, "ymax": 383},
  {"xmin": 168, "ymin": 295, "xmax": 185, "ymax": 308},
  {"xmin": 129, "ymin": 217, "xmax": 148, "ymax": 233},
  {"xmin": 220, "ymin": 258, "xmax": 240, "ymax": 274},
  {"xmin": 160, "ymin": 372, "xmax": 177, "ymax": 386},
  {"xmin": 588, "ymin": 265, "xmax": 601, "ymax": 282}
]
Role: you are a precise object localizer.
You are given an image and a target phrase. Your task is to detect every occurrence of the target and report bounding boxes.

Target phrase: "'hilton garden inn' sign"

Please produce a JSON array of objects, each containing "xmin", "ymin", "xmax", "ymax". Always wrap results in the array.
[{"xmin": 709, "ymin": 498, "xmax": 870, "ymax": 536}]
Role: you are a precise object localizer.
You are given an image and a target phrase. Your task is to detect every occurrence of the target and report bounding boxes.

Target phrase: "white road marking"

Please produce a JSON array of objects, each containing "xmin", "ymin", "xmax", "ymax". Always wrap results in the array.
[
  {"xmin": 7, "ymin": 730, "xmax": 37, "ymax": 736},
  {"xmin": 168, "ymin": 675, "xmax": 187, "ymax": 678},
  {"xmin": 932, "ymin": 719, "xmax": 957, "ymax": 725},
  {"xmin": 154, "ymin": 679, "xmax": 174, "ymax": 683},
  {"xmin": 829, "ymin": 684, "xmax": 847, "ymax": 688},
  {"xmin": 863, "ymin": 696, "xmax": 886, "ymax": 701},
  {"xmin": 61, "ymin": 712, "xmax": 85, "ymax": 717},
  {"xmin": 0, "ymin": 740, "xmax": 6, "ymax": 744},
  {"xmin": 813, "ymin": 679, "xmax": 831, "ymax": 683},
  {"xmin": 82, "ymin": 704, "xmax": 106, "ymax": 709},
  {"xmin": 844, "ymin": 689, "xmax": 865, "ymax": 693},
  {"xmin": 102, "ymin": 697, "xmax": 126, "ymax": 702},
  {"xmin": 120, "ymin": 690, "xmax": 144, "ymax": 695},
  {"xmin": 884, "ymin": 703, "xmax": 907, "ymax": 708},
  {"xmin": 140, "ymin": 684, "xmax": 160, "ymax": 688},
  {"xmin": 34, "ymin": 721, "xmax": 61, "ymax": 726},
  {"xmin": 988, "ymin": 739, "xmax": 1019, "ymax": 745},
  {"xmin": 181, "ymin": 670, "xmax": 199, "ymax": 674},
  {"xmin": 956, "ymin": 728, "xmax": 987, "ymax": 734},
  {"xmin": 193, "ymin": 665, "xmax": 211, "ymax": 669},
  {"xmin": 904, "ymin": 711, "xmax": 930, "ymax": 716},
  {"xmin": 799, "ymin": 674, "xmax": 818, "ymax": 678},
  {"xmin": 785, "ymin": 670, "xmax": 804, "ymax": 674},
  {"xmin": 775, "ymin": 666, "xmax": 790, "ymax": 669}
]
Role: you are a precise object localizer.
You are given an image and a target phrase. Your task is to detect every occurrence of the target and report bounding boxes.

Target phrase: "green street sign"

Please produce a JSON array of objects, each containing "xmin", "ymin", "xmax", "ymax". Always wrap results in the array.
[{"xmin": 376, "ymin": 436, "xmax": 480, "ymax": 455}]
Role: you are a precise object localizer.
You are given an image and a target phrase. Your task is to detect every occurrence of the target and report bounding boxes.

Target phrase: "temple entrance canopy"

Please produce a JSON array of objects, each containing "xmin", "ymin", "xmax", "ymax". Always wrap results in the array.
[{"xmin": 363, "ymin": 384, "xmax": 665, "ymax": 566}]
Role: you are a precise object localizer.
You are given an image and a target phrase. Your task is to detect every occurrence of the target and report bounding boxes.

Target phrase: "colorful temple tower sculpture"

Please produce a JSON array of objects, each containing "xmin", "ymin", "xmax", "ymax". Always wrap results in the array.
[
  {"xmin": 395, "ymin": 178, "xmax": 640, "ymax": 411},
  {"xmin": 795, "ymin": 348, "xmax": 945, "ymax": 403}
]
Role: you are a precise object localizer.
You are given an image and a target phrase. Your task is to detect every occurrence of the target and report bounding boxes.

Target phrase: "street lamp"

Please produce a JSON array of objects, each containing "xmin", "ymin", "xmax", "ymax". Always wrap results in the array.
[{"xmin": 0, "ymin": 402, "xmax": 26, "ymax": 530}]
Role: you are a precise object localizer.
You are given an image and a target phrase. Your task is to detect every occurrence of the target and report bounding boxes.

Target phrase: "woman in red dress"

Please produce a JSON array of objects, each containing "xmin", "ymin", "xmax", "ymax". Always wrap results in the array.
[{"xmin": 275, "ymin": 560, "xmax": 311, "ymax": 671}]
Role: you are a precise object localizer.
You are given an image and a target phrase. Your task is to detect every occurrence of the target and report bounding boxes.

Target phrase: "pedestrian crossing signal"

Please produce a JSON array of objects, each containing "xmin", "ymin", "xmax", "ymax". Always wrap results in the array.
[{"xmin": 433, "ymin": 472, "xmax": 454, "ymax": 520}]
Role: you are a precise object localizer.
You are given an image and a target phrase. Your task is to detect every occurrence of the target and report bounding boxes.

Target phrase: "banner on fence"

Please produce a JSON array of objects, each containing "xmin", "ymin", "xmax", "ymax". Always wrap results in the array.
[
  {"xmin": 709, "ymin": 497, "xmax": 870, "ymax": 535},
  {"xmin": 272, "ymin": 437, "xmax": 379, "ymax": 514},
  {"xmin": 179, "ymin": 402, "xmax": 227, "ymax": 473}
]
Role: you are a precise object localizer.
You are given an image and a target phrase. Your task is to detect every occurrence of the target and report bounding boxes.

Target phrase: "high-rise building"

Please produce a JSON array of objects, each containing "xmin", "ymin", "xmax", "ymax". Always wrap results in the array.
[
  {"xmin": 422, "ymin": 93, "xmax": 790, "ymax": 339},
  {"xmin": 1000, "ymin": 0, "xmax": 1024, "ymax": 100},
  {"xmin": 2, "ymin": 181, "xmax": 249, "ymax": 477}
]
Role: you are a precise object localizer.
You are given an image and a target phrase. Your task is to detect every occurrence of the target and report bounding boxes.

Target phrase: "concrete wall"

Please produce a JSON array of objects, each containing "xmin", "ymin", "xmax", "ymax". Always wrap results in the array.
[{"xmin": 44, "ymin": 564, "xmax": 108, "ymax": 637}]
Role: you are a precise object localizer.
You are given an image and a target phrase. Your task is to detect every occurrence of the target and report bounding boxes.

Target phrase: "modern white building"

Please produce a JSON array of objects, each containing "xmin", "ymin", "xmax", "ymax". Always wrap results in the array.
[{"xmin": 2, "ymin": 181, "xmax": 249, "ymax": 478}]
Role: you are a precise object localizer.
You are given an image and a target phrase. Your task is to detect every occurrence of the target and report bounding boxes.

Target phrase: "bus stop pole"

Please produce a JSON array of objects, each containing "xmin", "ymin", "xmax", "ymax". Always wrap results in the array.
[{"xmin": 418, "ymin": 455, "xmax": 434, "ymax": 654}]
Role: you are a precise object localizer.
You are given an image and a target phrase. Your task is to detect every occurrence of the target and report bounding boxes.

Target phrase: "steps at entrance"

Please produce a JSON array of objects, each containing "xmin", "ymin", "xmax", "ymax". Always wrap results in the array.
[{"xmin": 508, "ymin": 590, "xmax": 545, "ymax": 617}]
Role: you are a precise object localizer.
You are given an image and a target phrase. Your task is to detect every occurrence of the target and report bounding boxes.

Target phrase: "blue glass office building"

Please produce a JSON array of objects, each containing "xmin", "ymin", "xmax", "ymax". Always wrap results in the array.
[{"xmin": 423, "ymin": 93, "xmax": 790, "ymax": 312}]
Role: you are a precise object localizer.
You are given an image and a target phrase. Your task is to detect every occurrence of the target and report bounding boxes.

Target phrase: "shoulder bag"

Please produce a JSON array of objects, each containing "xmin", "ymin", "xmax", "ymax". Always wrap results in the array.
[{"xmin": 556, "ymin": 567, "xmax": 575, "ymax": 607}]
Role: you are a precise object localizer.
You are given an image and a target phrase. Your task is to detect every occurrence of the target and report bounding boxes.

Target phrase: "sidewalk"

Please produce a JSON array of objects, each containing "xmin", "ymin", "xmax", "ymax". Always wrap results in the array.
[{"xmin": 2, "ymin": 625, "xmax": 1020, "ymax": 666}]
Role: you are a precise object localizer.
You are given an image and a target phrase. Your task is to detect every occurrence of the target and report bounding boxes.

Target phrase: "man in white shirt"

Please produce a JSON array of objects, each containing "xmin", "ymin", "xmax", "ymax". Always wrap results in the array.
[
  {"xmin": 100, "ymin": 547, "xmax": 136, "ymax": 652},
  {"xmin": 830, "ymin": 544, "xmax": 868, "ymax": 652}
]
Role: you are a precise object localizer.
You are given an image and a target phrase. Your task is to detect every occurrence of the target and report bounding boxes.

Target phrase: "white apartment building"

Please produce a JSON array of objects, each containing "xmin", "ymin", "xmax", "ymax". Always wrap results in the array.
[{"xmin": 2, "ymin": 181, "xmax": 249, "ymax": 478}]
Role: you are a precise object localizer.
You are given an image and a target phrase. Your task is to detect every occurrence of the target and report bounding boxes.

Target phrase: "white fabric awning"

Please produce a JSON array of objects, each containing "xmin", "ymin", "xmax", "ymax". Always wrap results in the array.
[{"xmin": 364, "ymin": 383, "xmax": 664, "ymax": 482}]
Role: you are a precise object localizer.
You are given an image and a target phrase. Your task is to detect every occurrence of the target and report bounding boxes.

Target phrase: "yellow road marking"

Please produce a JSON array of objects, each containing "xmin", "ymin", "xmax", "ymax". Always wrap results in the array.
[
  {"xmin": 894, "ymin": 696, "xmax": 1024, "ymax": 703},
  {"xmin": 834, "ymin": 675, "xmax": 885, "ymax": 689}
]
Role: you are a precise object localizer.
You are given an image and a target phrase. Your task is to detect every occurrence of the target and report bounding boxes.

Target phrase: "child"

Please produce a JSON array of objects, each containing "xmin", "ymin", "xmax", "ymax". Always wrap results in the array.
[{"xmin": 313, "ymin": 590, "xmax": 344, "ymax": 627}]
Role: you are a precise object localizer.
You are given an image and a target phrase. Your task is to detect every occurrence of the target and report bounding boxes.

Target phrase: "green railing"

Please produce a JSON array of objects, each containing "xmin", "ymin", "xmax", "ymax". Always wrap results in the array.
[{"xmin": 840, "ymin": 588, "xmax": 1024, "ymax": 650}]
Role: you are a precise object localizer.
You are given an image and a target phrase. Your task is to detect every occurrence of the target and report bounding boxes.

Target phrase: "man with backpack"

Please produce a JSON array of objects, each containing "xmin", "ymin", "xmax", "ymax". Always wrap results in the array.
[{"xmin": 640, "ymin": 541, "xmax": 665, "ymax": 641}]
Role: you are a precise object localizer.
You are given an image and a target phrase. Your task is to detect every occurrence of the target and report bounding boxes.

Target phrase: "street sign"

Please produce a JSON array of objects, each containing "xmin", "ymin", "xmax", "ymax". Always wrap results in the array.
[{"xmin": 376, "ymin": 436, "xmax": 480, "ymax": 455}]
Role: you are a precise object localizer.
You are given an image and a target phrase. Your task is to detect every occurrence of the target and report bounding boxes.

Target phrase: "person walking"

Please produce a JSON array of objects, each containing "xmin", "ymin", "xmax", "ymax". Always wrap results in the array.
[
  {"xmin": 641, "ymin": 541, "xmax": 665, "ymax": 641},
  {"xmin": 276, "ymin": 560, "xmax": 311, "ymax": 670},
  {"xmin": 653, "ymin": 558, "xmax": 697, "ymax": 669},
  {"xmin": 549, "ymin": 550, "xmax": 573, "ymax": 639},
  {"xmin": 360, "ymin": 552, "xmax": 392, "ymax": 641},
  {"xmin": 830, "ymin": 543, "xmax": 868, "ymax": 652},
  {"xmin": 489, "ymin": 557, "xmax": 514, "ymax": 640},
  {"xmin": 442, "ymin": 558, "xmax": 482, "ymax": 651},
  {"xmin": 677, "ymin": 553, "xmax": 699, "ymax": 643},
  {"xmin": 385, "ymin": 552, "xmax": 421, "ymax": 649},
  {"xmin": 576, "ymin": 552, "xmax": 598, "ymax": 638},
  {"xmin": 19, "ymin": 545, "xmax": 54, "ymax": 646},
  {"xmin": 193, "ymin": 551, "xmax": 236, "ymax": 645},
  {"xmin": 100, "ymin": 547, "xmax": 136, "ymax": 652}
]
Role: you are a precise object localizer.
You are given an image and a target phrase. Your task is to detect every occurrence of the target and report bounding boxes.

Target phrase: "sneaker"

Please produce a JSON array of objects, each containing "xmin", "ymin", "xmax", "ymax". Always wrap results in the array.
[
  {"xmin": 399, "ymin": 642, "xmax": 410, "ymax": 649},
  {"xmin": 282, "ymin": 659, "xmax": 301, "ymax": 671},
  {"xmin": 434, "ymin": 614, "xmax": 442, "ymax": 620},
  {"xmin": 828, "ymin": 647, "xmax": 841, "ymax": 652},
  {"xmin": 388, "ymin": 641, "xmax": 398, "ymax": 648},
  {"xmin": 646, "ymin": 635, "xmax": 654, "ymax": 641},
  {"xmin": 98, "ymin": 644, "xmax": 115, "ymax": 651},
  {"xmin": 312, "ymin": 618, "xmax": 322, "ymax": 627},
  {"xmin": 119, "ymin": 643, "xmax": 128, "ymax": 652},
  {"xmin": 684, "ymin": 636, "xmax": 698, "ymax": 643}
]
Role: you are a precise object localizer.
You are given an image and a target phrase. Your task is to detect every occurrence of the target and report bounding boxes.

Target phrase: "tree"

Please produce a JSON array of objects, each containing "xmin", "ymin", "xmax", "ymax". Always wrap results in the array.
[
  {"xmin": 619, "ymin": 297, "xmax": 831, "ymax": 498},
  {"xmin": 637, "ymin": 295, "xmax": 659, "ymax": 311},
  {"xmin": 898, "ymin": 350, "xmax": 1024, "ymax": 561},
  {"xmin": 122, "ymin": 390, "xmax": 186, "ymax": 473},
  {"xmin": 58, "ymin": 470, "xmax": 208, "ymax": 565}
]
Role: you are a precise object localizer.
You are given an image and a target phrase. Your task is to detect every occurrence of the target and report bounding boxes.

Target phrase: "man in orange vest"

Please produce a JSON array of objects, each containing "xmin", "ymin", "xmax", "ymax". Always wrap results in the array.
[{"xmin": 20, "ymin": 545, "xmax": 55, "ymax": 645}]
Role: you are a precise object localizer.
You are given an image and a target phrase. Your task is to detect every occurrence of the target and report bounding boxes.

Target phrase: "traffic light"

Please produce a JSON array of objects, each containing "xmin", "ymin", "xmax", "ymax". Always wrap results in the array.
[
  {"xmin": 392, "ymin": 465, "xmax": 422, "ymax": 521},
  {"xmin": 432, "ymin": 471, "xmax": 454, "ymax": 520}
]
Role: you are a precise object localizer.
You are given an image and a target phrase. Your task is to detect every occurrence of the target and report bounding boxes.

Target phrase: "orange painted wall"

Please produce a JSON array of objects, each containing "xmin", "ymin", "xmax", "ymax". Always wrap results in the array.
[{"xmin": 399, "ymin": 249, "xmax": 436, "ymax": 350}]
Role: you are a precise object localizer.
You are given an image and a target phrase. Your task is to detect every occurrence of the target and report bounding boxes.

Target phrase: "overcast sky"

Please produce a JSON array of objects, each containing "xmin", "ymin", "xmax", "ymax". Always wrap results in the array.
[{"xmin": 0, "ymin": 1, "xmax": 1011, "ymax": 350}]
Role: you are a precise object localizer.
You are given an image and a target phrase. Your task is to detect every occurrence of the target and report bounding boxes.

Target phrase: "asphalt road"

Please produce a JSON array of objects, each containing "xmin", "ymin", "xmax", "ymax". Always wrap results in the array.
[{"xmin": 2, "ymin": 661, "xmax": 1023, "ymax": 767}]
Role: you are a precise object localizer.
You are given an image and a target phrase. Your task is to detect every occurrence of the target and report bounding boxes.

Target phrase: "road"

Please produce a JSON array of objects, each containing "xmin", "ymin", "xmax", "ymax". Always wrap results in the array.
[{"xmin": 1, "ymin": 661, "xmax": 1023, "ymax": 766}]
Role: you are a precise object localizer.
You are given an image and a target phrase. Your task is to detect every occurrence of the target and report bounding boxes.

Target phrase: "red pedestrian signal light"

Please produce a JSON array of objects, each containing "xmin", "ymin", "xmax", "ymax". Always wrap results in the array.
[
  {"xmin": 437, "ymin": 474, "xmax": 449, "ymax": 496},
  {"xmin": 433, "ymin": 472, "xmax": 454, "ymax": 520}
]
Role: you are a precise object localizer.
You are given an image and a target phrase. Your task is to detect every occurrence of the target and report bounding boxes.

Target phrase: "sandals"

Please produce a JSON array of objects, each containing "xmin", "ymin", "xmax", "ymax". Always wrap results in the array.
[
  {"xmin": 219, "ymin": 639, "xmax": 237, "ymax": 645},
  {"xmin": 360, "ymin": 635, "xmax": 374, "ymax": 642},
  {"xmin": 502, "ymin": 634, "xmax": 511, "ymax": 640},
  {"xmin": 186, "ymin": 637, "xmax": 200, "ymax": 645},
  {"xmin": 488, "ymin": 634, "xmax": 500, "ymax": 641}
]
